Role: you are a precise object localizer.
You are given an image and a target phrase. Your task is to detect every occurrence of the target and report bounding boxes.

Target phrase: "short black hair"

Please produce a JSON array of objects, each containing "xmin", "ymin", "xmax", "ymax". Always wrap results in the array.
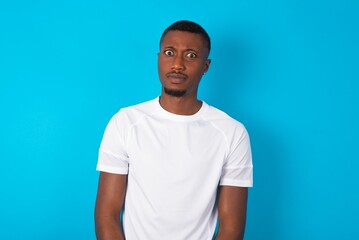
[{"xmin": 160, "ymin": 20, "xmax": 211, "ymax": 53}]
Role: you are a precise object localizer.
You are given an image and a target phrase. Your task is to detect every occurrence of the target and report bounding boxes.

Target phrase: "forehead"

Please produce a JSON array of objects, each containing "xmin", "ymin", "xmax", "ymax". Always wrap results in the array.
[{"xmin": 160, "ymin": 31, "xmax": 206, "ymax": 51}]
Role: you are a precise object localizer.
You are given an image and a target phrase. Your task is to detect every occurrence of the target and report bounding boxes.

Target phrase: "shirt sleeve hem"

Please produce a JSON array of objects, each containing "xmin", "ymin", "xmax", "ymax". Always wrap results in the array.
[
  {"xmin": 219, "ymin": 179, "xmax": 253, "ymax": 187},
  {"xmin": 96, "ymin": 164, "xmax": 128, "ymax": 175}
]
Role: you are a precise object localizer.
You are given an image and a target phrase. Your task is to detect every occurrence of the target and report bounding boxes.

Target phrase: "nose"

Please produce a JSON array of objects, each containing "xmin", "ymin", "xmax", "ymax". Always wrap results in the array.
[{"xmin": 172, "ymin": 55, "xmax": 185, "ymax": 71}]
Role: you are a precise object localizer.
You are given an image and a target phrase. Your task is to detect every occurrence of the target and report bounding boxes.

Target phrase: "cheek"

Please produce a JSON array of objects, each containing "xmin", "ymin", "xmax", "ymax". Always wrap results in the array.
[
  {"xmin": 158, "ymin": 59, "xmax": 170, "ymax": 72},
  {"xmin": 158, "ymin": 61, "xmax": 169, "ymax": 81},
  {"xmin": 189, "ymin": 64, "xmax": 206, "ymax": 76},
  {"xmin": 158, "ymin": 66, "xmax": 167, "ymax": 78},
  {"xmin": 157, "ymin": 60, "xmax": 165, "ymax": 73}
]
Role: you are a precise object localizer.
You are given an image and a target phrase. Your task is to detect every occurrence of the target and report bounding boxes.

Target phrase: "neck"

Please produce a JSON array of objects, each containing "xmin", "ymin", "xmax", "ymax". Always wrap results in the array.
[{"xmin": 159, "ymin": 94, "xmax": 202, "ymax": 115}]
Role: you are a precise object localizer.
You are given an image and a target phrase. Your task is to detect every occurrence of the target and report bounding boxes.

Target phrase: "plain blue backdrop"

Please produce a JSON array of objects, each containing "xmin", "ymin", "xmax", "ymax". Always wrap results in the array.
[{"xmin": 1, "ymin": 0, "xmax": 358, "ymax": 239}]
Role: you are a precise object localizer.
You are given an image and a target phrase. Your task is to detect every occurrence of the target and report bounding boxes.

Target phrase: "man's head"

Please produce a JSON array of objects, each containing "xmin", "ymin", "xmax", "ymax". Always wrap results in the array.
[{"xmin": 158, "ymin": 20, "xmax": 211, "ymax": 98}]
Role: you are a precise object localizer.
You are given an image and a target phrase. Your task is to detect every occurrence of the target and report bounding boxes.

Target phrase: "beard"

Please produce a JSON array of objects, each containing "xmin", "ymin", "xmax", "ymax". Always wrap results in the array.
[{"xmin": 164, "ymin": 87, "xmax": 187, "ymax": 97}]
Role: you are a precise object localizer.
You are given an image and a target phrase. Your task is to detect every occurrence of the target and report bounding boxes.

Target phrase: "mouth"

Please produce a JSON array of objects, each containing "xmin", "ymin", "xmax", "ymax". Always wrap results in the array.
[{"xmin": 166, "ymin": 72, "xmax": 188, "ymax": 83}]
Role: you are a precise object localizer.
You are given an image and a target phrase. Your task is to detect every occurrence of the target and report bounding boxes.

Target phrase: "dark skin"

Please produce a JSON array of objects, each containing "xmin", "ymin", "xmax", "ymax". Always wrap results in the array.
[
  {"xmin": 157, "ymin": 30, "xmax": 210, "ymax": 115},
  {"xmin": 95, "ymin": 173, "xmax": 127, "ymax": 240},
  {"xmin": 216, "ymin": 186, "xmax": 248, "ymax": 240},
  {"xmin": 95, "ymin": 30, "xmax": 249, "ymax": 240}
]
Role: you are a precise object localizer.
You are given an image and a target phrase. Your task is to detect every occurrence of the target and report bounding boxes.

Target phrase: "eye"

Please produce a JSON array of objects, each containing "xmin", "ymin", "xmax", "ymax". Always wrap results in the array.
[
  {"xmin": 164, "ymin": 50, "xmax": 174, "ymax": 56},
  {"xmin": 186, "ymin": 52, "xmax": 197, "ymax": 58}
]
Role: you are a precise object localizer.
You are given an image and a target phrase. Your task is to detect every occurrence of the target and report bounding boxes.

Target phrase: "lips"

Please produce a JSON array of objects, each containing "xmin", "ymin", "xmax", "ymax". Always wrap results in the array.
[{"xmin": 166, "ymin": 72, "xmax": 188, "ymax": 83}]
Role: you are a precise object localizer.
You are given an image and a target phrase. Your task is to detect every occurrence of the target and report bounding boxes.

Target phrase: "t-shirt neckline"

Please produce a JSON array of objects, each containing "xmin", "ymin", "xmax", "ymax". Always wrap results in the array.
[{"xmin": 154, "ymin": 97, "xmax": 207, "ymax": 122}]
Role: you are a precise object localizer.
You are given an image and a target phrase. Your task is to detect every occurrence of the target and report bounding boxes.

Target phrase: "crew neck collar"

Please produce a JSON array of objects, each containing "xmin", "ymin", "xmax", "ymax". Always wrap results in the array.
[{"xmin": 154, "ymin": 97, "xmax": 207, "ymax": 122}]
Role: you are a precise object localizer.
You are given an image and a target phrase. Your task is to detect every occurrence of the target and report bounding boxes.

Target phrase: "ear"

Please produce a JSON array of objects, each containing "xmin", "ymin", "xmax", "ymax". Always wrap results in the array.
[{"xmin": 204, "ymin": 59, "xmax": 211, "ymax": 74}]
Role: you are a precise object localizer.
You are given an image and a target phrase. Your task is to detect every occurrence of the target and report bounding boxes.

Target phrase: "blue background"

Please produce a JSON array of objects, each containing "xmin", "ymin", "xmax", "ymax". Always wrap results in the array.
[{"xmin": 1, "ymin": 0, "xmax": 358, "ymax": 239}]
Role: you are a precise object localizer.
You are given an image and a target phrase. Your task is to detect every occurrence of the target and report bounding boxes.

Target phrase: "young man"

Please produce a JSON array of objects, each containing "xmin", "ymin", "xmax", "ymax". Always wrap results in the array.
[{"xmin": 95, "ymin": 20, "xmax": 253, "ymax": 240}]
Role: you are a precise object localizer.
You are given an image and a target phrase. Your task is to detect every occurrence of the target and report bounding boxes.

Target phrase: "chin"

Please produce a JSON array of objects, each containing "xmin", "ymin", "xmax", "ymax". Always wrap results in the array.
[{"xmin": 164, "ymin": 87, "xmax": 187, "ymax": 97}]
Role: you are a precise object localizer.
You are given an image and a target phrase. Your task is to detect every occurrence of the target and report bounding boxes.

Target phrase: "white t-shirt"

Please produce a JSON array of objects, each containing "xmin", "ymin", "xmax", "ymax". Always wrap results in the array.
[{"xmin": 97, "ymin": 97, "xmax": 253, "ymax": 240}]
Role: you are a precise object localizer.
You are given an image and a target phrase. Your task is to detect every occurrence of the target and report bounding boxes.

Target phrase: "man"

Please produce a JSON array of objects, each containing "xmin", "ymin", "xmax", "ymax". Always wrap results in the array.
[{"xmin": 95, "ymin": 20, "xmax": 253, "ymax": 240}]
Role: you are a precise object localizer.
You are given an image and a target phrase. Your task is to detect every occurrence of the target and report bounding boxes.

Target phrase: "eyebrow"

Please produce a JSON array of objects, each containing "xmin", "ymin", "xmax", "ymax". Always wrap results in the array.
[{"xmin": 163, "ymin": 46, "xmax": 200, "ymax": 53}]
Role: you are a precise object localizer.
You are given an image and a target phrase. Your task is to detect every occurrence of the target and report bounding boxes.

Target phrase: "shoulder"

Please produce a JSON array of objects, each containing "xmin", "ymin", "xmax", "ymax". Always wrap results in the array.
[
  {"xmin": 202, "ymin": 103, "xmax": 247, "ymax": 135},
  {"xmin": 109, "ymin": 98, "xmax": 159, "ymax": 128}
]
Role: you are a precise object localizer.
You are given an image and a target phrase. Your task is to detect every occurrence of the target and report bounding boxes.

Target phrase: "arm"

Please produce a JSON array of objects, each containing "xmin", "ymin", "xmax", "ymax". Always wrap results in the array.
[
  {"xmin": 215, "ymin": 186, "xmax": 248, "ymax": 240},
  {"xmin": 95, "ymin": 172, "xmax": 127, "ymax": 240}
]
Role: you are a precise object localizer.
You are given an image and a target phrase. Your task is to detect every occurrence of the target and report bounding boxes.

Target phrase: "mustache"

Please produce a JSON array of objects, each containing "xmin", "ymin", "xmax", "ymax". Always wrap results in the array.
[{"xmin": 166, "ymin": 72, "xmax": 188, "ymax": 79}]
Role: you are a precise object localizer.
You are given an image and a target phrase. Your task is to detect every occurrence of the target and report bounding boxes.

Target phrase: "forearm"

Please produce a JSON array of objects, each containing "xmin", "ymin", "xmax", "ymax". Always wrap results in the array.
[
  {"xmin": 95, "ymin": 172, "xmax": 127, "ymax": 240},
  {"xmin": 95, "ymin": 214, "xmax": 124, "ymax": 240},
  {"xmin": 215, "ymin": 225, "xmax": 244, "ymax": 240},
  {"xmin": 216, "ymin": 186, "xmax": 248, "ymax": 240}
]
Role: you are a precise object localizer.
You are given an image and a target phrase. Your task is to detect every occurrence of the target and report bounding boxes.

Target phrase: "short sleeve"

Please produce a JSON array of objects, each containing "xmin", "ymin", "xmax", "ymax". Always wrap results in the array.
[
  {"xmin": 220, "ymin": 125, "xmax": 253, "ymax": 187},
  {"xmin": 97, "ymin": 111, "xmax": 129, "ymax": 174}
]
